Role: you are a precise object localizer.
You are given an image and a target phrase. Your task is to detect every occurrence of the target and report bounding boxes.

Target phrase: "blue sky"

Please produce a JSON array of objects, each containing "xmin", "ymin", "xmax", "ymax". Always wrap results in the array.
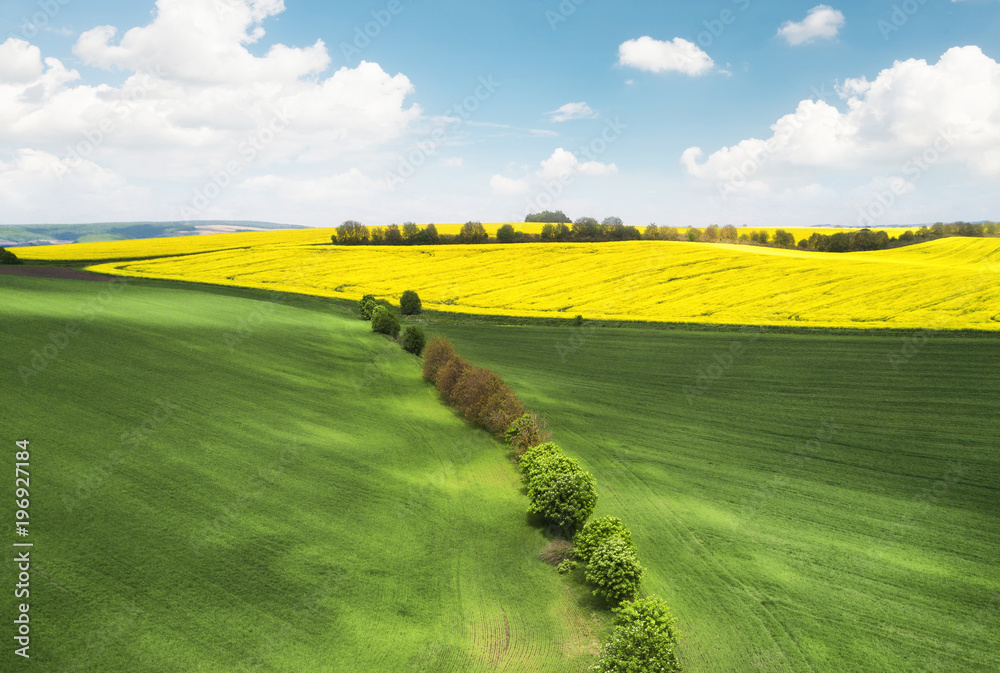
[{"xmin": 0, "ymin": 0, "xmax": 998, "ymax": 227}]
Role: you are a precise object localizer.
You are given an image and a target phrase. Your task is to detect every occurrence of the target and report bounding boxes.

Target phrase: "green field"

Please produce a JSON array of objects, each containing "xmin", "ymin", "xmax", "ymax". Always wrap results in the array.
[
  {"xmin": 432, "ymin": 323, "xmax": 1000, "ymax": 672},
  {"xmin": 0, "ymin": 275, "xmax": 602, "ymax": 672},
  {"xmin": 3, "ymin": 273, "xmax": 998, "ymax": 673}
]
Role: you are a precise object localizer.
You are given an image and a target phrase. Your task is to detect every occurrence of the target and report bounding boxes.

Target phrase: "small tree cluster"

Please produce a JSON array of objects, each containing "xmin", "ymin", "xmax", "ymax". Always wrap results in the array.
[
  {"xmin": 591, "ymin": 597, "xmax": 682, "ymax": 673},
  {"xmin": 399, "ymin": 326, "xmax": 426, "ymax": 355},
  {"xmin": 576, "ymin": 517, "xmax": 642, "ymax": 606},
  {"xmin": 520, "ymin": 443, "xmax": 597, "ymax": 534},
  {"xmin": 0, "ymin": 248, "xmax": 22, "ymax": 265},
  {"xmin": 370, "ymin": 305, "xmax": 400, "ymax": 338},
  {"xmin": 399, "ymin": 290, "xmax": 422, "ymax": 315},
  {"xmin": 504, "ymin": 412, "xmax": 552, "ymax": 456},
  {"xmin": 526, "ymin": 210, "xmax": 571, "ymax": 223},
  {"xmin": 359, "ymin": 294, "xmax": 377, "ymax": 319}
]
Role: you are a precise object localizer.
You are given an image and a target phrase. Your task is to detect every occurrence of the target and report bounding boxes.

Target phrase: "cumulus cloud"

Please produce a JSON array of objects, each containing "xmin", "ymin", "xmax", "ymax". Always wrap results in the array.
[
  {"xmin": 490, "ymin": 174, "xmax": 530, "ymax": 195},
  {"xmin": 538, "ymin": 148, "xmax": 617, "ymax": 179},
  {"xmin": 681, "ymin": 46, "xmax": 1000, "ymax": 192},
  {"xmin": 547, "ymin": 102, "xmax": 598, "ymax": 122},
  {"xmin": 0, "ymin": 0, "xmax": 421, "ymax": 223},
  {"xmin": 778, "ymin": 5, "xmax": 845, "ymax": 46},
  {"xmin": 617, "ymin": 36, "xmax": 715, "ymax": 76}
]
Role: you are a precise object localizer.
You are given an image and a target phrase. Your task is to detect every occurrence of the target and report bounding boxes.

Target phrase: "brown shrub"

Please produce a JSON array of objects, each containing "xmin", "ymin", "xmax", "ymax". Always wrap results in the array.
[
  {"xmin": 482, "ymin": 387, "xmax": 525, "ymax": 435},
  {"xmin": 505, "ymin": 412, "xmax": 552, "ymax": 455},
  {"xmin": 421, "ymin": 337, "xmax": 456, "ymax": 383},
  {"xmin": 539, "ymin": 538, "xmax": 575, "ymax": 566},
  {"xmin": 435, "ymin": 356, "xmax": 468, "ymax": 400}
]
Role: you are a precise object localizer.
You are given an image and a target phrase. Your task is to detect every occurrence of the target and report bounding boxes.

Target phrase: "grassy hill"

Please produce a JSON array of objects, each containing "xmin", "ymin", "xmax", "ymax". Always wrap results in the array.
[
  {"xmin": 0, "ymin": 221, "xmax": 302, "ymax": 247},
  {"xmin": 431, "ymin": 322, "xmax": 1000, "ymax": 672},
  {"xmin": 0, "ymin": 275, "xmax": 601, "ymax": 672}
]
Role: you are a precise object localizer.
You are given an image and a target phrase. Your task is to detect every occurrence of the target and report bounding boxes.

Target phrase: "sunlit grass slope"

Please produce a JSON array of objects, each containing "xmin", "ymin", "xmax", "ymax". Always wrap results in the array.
[
  {"xmin": 0, "ymin": 275, "xmax": 601, "ymax": 672},
  {"xmin": 434, "ymin": 322, "xmax": 1000, "ymax": 673},
  {"xmin": 77, "ymin": 237, "xmax": 1000, "ymax": 330}
]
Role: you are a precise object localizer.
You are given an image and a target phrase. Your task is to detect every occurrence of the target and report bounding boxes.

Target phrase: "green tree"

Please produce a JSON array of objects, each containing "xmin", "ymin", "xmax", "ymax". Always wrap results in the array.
[
  {"xmin": 518, "ymin": 442, "xmax": 564, "ymax": 484},
  {"xmin": 575, "ymin": 516, "xmax": 634, "ymax": 564},
  {"xmin": 527, "ymin": 454, "xmax": 598, "ymax": 533},
  {"xmin": 359, "ymin": 294, "xmax": 377, "ymax": 320},
  {"xmin": 591, "ymin": 596, "xmax": 681, "ymax": 673},
  {"xmin": 402, "ymin": 222, "xmax": 420, "ymax": 244},
  {"xmin": 585, "ymin": 536, "xmax": 644, "ymax": 605},
  {"xmin": 686, "ymin": 227, "xmax": 701, "ymax": 242},
  {"xmin": 496, "ymin": 224, "xmax": 517, "ymax": 243},
  {"xmin": 399, "ymin": 326, "xmax": 426, "ymax": 355},
  {"xmin": 423, "ymin": 223, "xmax": 440, "ymax": 244},
  {"xmin": 526, "ymin": 210, "xmax": 571, "ymax": 223},
  {"xmin": 458, "ymin": 221, "xmax": 488, "ymax": 244},
  {"xmin": 573, "ymin": 217, "xmax": 600, "ymax": 239},
  {"xmin": 704, "ymin": 224, "xmax": 721, "ymax": 242},
  {"xmin": 385, "ymin": 224, "xmax": 404, "ymax": 245},
  {"xmin": 369, "ymin": 227, "xmax": 385, "ymax": 244},
  {"xmin": 399, "ymin": 290, "xmax": 422, "ymax": 315},
  {"xmin": 335, "ymin": 220, "xmax": 369, "ymax": 245},
  {"xmin": 0, "ymin": 247, "xmax": 22, "ymax": 265},
  {"xmin": 773, "ymin": 229, "xmax": 795, "ymax": 247},
  {"xmin": 370, "ymin": 305, "xmax": 400, "ymax": 338},
  {"xmin": 643, "ymin": 224, "xmax": 660, "ymax": 240},
  {"xmin": 720, "ymin": 224, "xmax": 738, "ymax": 242}
]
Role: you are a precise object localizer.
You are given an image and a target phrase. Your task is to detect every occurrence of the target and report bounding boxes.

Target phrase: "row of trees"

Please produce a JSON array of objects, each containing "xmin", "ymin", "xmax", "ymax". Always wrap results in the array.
[
  {"xmin": 420, "ymin": 335, "xmax": 681, "ymax": 671},
  {"xmin": 359, "ymin": 292, "xmax": 426, "ymax": 356},
  {"xmin": 333, "ymin": 217, "xmax": 999, "ymax": 253},
  {"xmin": 0, "ymin": 247, "xmax": 22, "ymax": 265}
]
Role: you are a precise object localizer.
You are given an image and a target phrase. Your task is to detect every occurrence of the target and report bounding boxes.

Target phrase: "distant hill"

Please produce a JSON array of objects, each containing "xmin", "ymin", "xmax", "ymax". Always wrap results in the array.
[{"xmin": 0, "ymin": 221, "xmax": 305, "ymax": 247}]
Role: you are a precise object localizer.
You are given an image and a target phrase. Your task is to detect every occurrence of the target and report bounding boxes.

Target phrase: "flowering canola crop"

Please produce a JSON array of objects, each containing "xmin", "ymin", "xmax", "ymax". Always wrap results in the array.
[{"xmin": 56, "ymin": 235, "xmax": 1000, "ymax": 331}]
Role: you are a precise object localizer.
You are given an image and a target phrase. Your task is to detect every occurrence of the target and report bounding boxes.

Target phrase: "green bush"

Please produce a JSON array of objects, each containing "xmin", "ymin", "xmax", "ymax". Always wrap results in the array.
[
  {"xmin": 400, "ymin": 290, "xmax": 422, "ymax": 315},
  {"xmin": 585, "ymin": 536, "xmax": 643, "ymax": 606},
  {"xmin": 370, "ymin": 306, "xmax": 400, "ymax": 338},
  {"xmin": 575, "ymin": 516, "xmax": 634, "ymax": 564},
  {"xmin": 359, "ymin": 294, "xmax": 376, "ymax": 319},
  {"xmin": 399, "ymin": 326, "xmax": 426, "ymax": 355},
  {"xmin": 0, "ymin": 247, "xmax": 22, "ymax": 265},
  {"xmin": 496, "ymin": 224, "xmax": 517, "ymax": 243},
  {"xmin": 591, "ymin": 596, "xmax": 681, "ymax": 672},
  {"xmin": 527, "ymin": 456, "xmax": 598, "ymax": 533},
  {"xmin": 518, "ymin": 442, "xmax": 563, "ymax": 484}
]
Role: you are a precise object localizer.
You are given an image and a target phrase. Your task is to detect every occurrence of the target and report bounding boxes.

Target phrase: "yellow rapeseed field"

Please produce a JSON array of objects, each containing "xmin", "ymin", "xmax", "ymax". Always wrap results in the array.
[{"xmin": 68, "ymin": 235, "xmax": 1000, "ymax": 331}]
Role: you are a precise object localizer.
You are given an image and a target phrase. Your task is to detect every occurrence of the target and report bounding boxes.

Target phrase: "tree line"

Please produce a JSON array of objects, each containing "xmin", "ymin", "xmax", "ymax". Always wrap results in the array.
[
  {"xmin": 418, "ymin": 333, "xmax": 682, "ymax": 671},
  {"xmin": 332, "ymin": 217, "xmax": 999, "ymax": 252}
]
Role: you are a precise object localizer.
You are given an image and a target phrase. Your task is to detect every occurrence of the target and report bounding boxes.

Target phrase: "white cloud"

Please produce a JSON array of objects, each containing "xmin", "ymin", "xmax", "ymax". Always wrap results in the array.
[
  {"xmin": 681, "ymin": 46, "xmax": 1000, "ymax": 192},
  {"xmin": 0, "ymin": 39, "xmax": 44, "ymax": 83},
  {"xmin": 547, "ymin": 102, "xmax": 598, "ymax": 122},
  {"xmin": 0, "ymin": 0, "xmax": 423, "ymax": 223},
  {"xmin": 490, "ymin": 174, "xmax": 530, "ymax": 195},
  {"xmin": 617, "ymin": 36, "xmax": 715, "ymax": 76},
  {"xmin": 778, "ymin": 5, "xmax": 845, "ymax": 46},
  {"xmin": 538, "ymin": 148, "xmax": 617, "ymax": 180}
]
